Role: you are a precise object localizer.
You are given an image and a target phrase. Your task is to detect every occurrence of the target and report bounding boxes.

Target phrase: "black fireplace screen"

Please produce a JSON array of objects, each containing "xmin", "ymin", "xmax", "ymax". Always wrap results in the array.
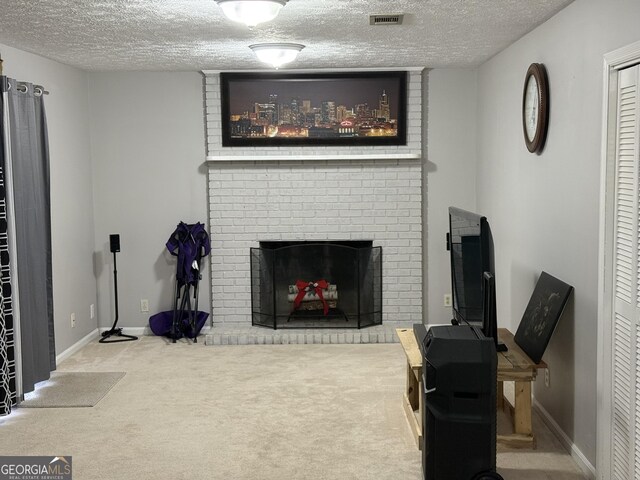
[{"xmin": 251, "ymin": 241, "xmax": 382, "ymax": 329}]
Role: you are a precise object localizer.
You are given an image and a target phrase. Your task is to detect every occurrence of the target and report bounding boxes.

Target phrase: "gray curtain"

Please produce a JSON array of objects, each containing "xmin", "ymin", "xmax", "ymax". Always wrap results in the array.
[
  {"xmin": 0, "ymin": 77, "xmax": 17, "ymax": 416},
  {"xmin": 2, "ymin": 77, "xmax": 55, "ymax": 397}
]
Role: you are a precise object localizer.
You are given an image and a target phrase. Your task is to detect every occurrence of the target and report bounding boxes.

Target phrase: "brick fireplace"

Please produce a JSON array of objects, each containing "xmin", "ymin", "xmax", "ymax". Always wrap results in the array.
[{"xmin": 203, "ymin": 69, "xmax": 424, "ymax": 327}]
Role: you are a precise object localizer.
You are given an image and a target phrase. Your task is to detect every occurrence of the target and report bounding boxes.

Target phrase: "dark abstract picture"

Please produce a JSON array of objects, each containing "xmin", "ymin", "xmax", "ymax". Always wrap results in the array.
[
  {"xmin": 514, "ymin": 271, "xmax": 573, "ymax": 364},
  {"xmin": 220, "ymin": 71, "xmax": 407, "ymax": 147}
]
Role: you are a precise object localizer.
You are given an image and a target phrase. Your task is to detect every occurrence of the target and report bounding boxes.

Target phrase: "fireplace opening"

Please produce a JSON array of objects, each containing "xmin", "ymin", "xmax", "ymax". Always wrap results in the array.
[{"xmin": 251, "ymin": 241, "xmax": 382, "ymax": 329}]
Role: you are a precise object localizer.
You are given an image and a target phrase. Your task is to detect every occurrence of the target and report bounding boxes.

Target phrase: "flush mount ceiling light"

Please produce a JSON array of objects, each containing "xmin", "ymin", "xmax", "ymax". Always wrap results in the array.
[
  {"xmin": 216, "ymin": 0, "xmax": 288, "ymax": 27},
  {"xmin": 249, "ymin": 43, "xmax": 305, "ymax": 68}
]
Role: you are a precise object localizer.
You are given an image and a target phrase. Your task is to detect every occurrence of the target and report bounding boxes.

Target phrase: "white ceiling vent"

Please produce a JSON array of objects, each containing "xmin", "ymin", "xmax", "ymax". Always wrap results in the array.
[{"xmin": 369, "ymin": 14, "xmax": 404, "ymax": 26}]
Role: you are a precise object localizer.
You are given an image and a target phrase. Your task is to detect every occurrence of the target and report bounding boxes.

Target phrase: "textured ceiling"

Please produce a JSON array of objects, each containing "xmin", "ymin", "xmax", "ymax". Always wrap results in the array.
[{"xmin": 0, "ymin": 0, "xmax": 574, "ymax": 71}]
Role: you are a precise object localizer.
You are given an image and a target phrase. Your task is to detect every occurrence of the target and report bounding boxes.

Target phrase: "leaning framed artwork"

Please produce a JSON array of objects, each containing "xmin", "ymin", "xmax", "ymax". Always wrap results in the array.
[
  {"xmin": 220, "ymin": 71, "xmax": 407, "ymax": 147},
  {"xmin": 514, "ymin": 271, "xmax": 573, "ymax": 364}
]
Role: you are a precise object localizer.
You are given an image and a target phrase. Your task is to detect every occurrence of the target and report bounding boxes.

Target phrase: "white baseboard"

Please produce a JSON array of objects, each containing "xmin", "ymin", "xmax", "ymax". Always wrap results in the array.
[
  {"xmin": 532, "ymin": 398, "xmax": 596, "ymax": 479},
  {"xmin": 56, "ymin": 328, "xmax": 100, "ymax": 365},
  {"xmin": 99, "ymin": 326, "xmax": 150, "ymax": 336},
  {"xmin": 98, "ymin": 325, "xmax": 214, "ymax": 337}
]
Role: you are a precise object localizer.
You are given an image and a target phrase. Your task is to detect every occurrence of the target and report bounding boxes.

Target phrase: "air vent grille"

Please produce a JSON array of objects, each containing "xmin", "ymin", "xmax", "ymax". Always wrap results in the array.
[{"xmin": 369, "ymin": 14, "xmax": 404, "ymax": 26}]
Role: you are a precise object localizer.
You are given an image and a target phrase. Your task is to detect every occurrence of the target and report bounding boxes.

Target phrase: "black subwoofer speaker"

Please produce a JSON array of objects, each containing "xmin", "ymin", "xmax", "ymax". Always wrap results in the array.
[
  {"xmin": 414, "ymin": 324, "xmax": 501, "ymax": 480},
  {"xmin": 109, "ymin": 234, "xmax": 120, "ymax": 253}
]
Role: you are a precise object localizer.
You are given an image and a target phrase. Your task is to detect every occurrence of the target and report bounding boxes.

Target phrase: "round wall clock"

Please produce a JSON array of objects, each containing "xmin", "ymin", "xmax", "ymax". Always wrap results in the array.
[{"xmin": 522, "ymin": 63, "xmax": 549, "ymax": 154}]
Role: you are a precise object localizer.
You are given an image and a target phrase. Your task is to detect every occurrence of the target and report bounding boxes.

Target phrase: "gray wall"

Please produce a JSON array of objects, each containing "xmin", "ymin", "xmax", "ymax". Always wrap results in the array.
[
  {"xmin": 0, "ymin": 43, "xmax": 97, "ymax": 354},
  {"xmin": 88, "ymin": 71, "xmax": 209, "ymax": 329},
  {"xmin": 474, "ymin": 0, "xmax": 640, "ymax": 467},
  {"xmin": 425, "ymin": 68, "xmax": 478, "ymax": 325}
]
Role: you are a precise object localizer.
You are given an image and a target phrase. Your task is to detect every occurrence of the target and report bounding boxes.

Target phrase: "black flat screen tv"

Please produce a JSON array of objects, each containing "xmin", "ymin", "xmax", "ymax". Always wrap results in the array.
[{"xmin": 447, "ymin": 207, "xmax": 506, "ymax": 351}]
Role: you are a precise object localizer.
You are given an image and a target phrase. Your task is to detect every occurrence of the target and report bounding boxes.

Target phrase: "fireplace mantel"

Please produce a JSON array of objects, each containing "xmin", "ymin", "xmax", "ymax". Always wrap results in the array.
[{"xmin": 206, "ymin": 153, "xmax": 422, "ymax": 163}]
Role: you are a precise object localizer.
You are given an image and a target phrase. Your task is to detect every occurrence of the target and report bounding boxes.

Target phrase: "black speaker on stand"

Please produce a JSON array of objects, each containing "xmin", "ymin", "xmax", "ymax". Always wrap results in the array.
[{"xmin": 100, "ymin": 234, "xmax": 138, "ymax": 344}]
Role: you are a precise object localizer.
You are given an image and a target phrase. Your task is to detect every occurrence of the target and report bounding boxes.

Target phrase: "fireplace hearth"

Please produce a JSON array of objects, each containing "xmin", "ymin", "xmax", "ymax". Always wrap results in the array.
[{"xmin": 251, "ymin": 241, "xmax": 382, "ymax": 329}]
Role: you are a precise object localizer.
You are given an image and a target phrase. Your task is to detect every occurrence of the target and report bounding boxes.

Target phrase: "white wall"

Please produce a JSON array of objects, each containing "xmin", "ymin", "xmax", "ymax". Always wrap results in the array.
[
  {"xmin": 0, "ymin": 43, "xmax": 96, "ymax": 354},
  {"xmin": 88, "ymin": 72, "xmax": 209, "ymax": 329},
  {"xmin": 475, "ymin": 0, "xmax": 640, "ymax": 469},
  {"xmin": 425, "ymin": 69, "xmax": 478, "ymax": 324}
]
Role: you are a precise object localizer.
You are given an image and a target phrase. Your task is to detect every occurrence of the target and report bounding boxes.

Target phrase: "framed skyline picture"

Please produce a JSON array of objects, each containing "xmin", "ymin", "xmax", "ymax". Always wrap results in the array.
[{"xmin": 220, "ymin": 71, "xmax": 407, "ymax": 147}]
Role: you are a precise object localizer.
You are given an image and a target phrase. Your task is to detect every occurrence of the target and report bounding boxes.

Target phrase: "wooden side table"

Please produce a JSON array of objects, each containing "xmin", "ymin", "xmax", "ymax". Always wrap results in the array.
[
  {"xmin": 396, "ymin": 327, "xmax": 546, "ymax": 450},
  {"xmin": 496, "ymin": 327, "xmax": 547, "ymax": 449}
]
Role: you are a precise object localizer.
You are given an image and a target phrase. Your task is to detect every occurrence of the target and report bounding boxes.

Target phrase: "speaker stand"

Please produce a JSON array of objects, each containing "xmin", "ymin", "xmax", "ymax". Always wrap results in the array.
[{"xmin": 100, "ymin": 250, "xmax": 138, "ymax": 344}]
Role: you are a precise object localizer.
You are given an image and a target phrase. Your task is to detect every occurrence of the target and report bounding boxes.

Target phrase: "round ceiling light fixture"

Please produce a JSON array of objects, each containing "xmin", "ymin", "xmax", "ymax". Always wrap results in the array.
[
  {"xmin": 215, "ymin": 0, "xmax": 288, "ymax": 27},
  {"xmin": 249, "ymin": 43, "xmax": 305, "ymax": 69}
]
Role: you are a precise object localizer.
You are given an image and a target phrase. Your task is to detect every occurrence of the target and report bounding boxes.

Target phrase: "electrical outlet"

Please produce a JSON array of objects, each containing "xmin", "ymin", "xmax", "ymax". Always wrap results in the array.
[
  {"xmin": 70, "ymin": 312, "xmax": 76, "ymax": 328},
  {"xmin": 544, "ymin": 368, "xmax": 550, "ymax": 387},
  {"xmin": 90, "ymin": 304, "xmax": 95, "ymax": 319},
  {"xmin": 140, "ymin": 299, "xmax": 149, "ymax": 313},
  {"xmin": 443, "ymin": 294, "xmax": 452, "ymax": 307}
]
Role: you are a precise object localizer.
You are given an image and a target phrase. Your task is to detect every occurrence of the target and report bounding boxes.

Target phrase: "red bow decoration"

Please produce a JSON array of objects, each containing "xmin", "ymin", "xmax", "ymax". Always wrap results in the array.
[{"xmin": 293, "ymin": 279, "xmax": 330, "ymax": 315}]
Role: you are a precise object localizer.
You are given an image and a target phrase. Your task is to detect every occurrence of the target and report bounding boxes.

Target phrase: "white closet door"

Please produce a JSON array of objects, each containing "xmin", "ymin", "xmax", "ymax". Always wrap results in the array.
[{"xmin": 612, "ymin": 64, "xmax": 640, "ymax": 480}]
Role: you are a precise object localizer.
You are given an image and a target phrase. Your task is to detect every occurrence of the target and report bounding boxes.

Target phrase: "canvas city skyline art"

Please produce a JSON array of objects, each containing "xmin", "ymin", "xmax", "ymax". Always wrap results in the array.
[{"xmin": 220, "ymin": 71, "xmax": 407, "ymax": 147}]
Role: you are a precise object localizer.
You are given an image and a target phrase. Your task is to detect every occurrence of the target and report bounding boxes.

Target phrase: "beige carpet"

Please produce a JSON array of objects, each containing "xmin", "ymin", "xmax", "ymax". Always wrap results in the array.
[
  {"xmin": 19, "ymin": 372, "xmax": 125, "ymax": 408},
  {"xmin": 0, "ymin": 337, "xmax": 587, "ymax": 480}
]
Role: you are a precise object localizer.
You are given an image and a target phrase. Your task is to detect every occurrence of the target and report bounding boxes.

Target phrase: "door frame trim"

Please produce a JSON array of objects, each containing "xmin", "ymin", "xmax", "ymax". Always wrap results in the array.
[{"xmin": 598, "ymin": 40, "xmax": 640, "ymax": 480}]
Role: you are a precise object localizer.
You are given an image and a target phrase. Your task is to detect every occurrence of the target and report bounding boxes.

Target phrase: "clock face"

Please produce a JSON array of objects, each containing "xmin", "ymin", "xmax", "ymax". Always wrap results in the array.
[{"xmin": 524, "ymin": 75, "xmax": 539, "ymax": 142}]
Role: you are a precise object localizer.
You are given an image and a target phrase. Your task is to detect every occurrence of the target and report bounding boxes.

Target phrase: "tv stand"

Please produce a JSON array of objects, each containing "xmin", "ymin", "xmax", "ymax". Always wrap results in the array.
[{"xmin": 397, "ymin": 327, "xmax": 545, "ymax": 450}]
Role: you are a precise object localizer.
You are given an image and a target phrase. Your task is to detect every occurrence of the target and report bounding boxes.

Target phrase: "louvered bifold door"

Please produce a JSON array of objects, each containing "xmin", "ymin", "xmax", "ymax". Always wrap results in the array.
[{"xmin": 613, "ymin": 64, "xmax": 640, "ymax": 480}]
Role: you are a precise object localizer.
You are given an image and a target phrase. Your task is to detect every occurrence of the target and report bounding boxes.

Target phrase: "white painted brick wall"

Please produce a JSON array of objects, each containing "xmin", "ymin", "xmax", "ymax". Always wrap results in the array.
[
  {"xmin": 204, "ymin": 70, "xmax": 423, "ymax": 325},
  {"xmin": 204, "ymin": 71, "xmax": 422, "ymax": 158}
]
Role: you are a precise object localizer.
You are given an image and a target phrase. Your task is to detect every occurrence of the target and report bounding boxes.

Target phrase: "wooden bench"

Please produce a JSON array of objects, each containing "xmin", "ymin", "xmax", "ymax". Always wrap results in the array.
[
  {"xmin": 396, "ymin": 328, "xmax": 424, "ymax": 448},
  {"xmin": 396, "ymin": 327, "xmax": 546, "ymax": 450}
]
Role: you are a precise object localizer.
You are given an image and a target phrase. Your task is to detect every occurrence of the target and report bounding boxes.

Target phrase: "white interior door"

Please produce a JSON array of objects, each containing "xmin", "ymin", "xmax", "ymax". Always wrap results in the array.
[{"xmin": 611, "ymin": 63, "xmax": 640, "ymax": 480}]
